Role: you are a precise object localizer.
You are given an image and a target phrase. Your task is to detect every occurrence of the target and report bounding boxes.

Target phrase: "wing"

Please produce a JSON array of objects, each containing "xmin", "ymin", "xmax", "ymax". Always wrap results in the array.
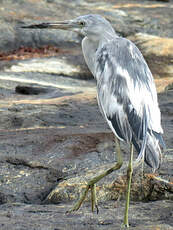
[{"xmin": 95, "ymin": 38, "xmax": 164, "ymax": 169}]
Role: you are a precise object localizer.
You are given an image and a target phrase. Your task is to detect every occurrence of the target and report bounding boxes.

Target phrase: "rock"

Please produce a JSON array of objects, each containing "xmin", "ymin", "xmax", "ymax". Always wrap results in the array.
[
  {"xmin": 0, "ymin": 0, "xmax": 173, "ymax": 87},
  {"xmin": 0, "ymin": 23, "xmax": 16, "ymax": 53},
  {"xmin": 45, "ymin": 166, "xmax": 173, "ymax": 204},
  {"xmin": 5, "ymin": 53, "xmax": 91, "ymax": 79},
  {"xmin": 0, "ymin": 66, "xmax": 172, "ymax": 229},
  {"xmin": 0, "ymin": 0, "xmax": 173, "ymax": 53},
  {"xmin": 0, "ymin": 201, "xmax": 172, "ymax": 230},
  {"xmin": 155, "ymin": 0, "xmax": 169, "ymax": 2},
  {"xmin": 0, "ymin": 0, "xmax": 173, "ymax": 229}
]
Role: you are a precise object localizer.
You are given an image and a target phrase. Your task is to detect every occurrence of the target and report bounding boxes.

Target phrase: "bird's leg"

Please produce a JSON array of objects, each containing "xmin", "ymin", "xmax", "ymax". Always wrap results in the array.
[
  {"xmin": 91, "ymin": 183, "xmax": 98, "ymax": 213},
  {"xmin": 123, "ymin": 144, "xmax": 134, "ymax": 228},
  {"xmin": 67, "ymin": 137, "xmax": 123, "ymax": 213}
]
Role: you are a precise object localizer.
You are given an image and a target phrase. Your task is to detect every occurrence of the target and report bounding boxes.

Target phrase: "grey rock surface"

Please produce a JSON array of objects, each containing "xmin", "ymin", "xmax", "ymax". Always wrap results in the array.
[
  {"xmin": 0, "ymin": 201, "xmax": 172, "ymax": 230},
  {"xmin": 0, "ymin": 0, "xmax": 173, "ymax": 51},
  {"xmin": 0, "ymin": 66, "xmax": 172, "ymax": 229},
  {"xmin": 0, "ymin": 0, "xmax": 173, "ymax": 229}
]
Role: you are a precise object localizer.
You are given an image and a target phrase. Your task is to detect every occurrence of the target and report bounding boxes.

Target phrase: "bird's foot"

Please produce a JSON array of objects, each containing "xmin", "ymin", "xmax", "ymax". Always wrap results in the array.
[
  {"xmin": 121, "ymin": 223, "xmax": 129, "ymax": 229},
  {"xmin": 66, "ymin": 182, "xmax": 99, "ymax": 214},
  {"xmin": 66, "ymin": 184, "xmax": 89, "ymax": 213},
  {"xmin": 146, "ymin": 173, "xmax": 173, "ymax": 185}
]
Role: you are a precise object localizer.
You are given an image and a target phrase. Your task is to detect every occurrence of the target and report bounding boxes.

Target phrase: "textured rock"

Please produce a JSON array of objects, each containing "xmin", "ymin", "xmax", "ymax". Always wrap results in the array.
[
  {"xmin": 0, "ymin": 23, "xmax": 16, "ymax": 53},
  {"xmin": 0, "ymin": 0, "xmax": 173, "ymax": 229},
  {"xmin": 0, "ymin": 67, "xmax": 172, "ymax": 228},
  {"xmin": 0, "ymin": 0, "xmax": 173, "ymax": 53},
  {"xmin": 5, "ymin": 54, "xmax": 91, "ymax": 79},
  {"xmin": 0, "ymin": 201, "xmax": 172, "ymax": 230},
  {"xmin": 1, "ymin": 0, "xmax": 173, "ymax": 87},
  {"xmin": 45, "ymin": 166, "xmax": 173, "ymax": 204}
]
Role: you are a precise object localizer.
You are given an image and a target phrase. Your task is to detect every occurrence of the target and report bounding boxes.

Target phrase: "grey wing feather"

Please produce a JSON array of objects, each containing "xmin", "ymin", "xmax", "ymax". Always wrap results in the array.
[{"xmin": 95, "ymin": 37, "xmax": 164, "ymax": 170}]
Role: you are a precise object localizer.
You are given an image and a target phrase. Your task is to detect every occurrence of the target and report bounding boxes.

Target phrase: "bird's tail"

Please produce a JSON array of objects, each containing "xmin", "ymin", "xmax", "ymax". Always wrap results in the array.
[
  {"xmin": 130, "ymin": 106, "xmax": 164, "ymax": 171},
  {"xmin": 144, "ymin": 132, "xmax": 163, "ymax": 171}
]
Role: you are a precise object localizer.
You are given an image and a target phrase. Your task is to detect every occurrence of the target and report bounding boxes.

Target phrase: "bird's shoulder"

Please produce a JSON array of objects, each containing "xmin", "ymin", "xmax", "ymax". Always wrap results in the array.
[
  {"xmin": 95, "ymin": 36, "xmax": 154, "ymax": 88},
  {"xmin": 96, "ymin": 37, "xmax": 144, "ymax": 63}
]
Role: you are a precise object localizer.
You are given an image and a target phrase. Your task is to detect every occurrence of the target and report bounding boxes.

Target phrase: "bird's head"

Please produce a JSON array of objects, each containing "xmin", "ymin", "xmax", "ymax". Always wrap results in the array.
[{"xmin": 22, "ymin": 14, "xmax": 115, "ymax": 40}]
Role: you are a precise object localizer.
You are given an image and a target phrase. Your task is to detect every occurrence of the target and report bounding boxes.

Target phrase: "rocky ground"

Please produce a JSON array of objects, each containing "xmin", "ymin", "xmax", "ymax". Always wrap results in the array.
[{"xmin": 0, "ymin": 0, "xmax": 173, "ymax": 229}]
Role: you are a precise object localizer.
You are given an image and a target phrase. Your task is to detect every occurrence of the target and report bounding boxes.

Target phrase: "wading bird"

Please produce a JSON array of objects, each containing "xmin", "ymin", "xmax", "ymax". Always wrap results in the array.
[{"xmin": 22, "ymin": 14, "xmax": 164, "ymax": 228}]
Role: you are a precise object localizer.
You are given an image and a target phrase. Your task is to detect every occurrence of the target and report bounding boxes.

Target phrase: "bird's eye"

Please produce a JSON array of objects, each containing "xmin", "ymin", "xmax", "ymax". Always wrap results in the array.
[{"xmin": 79, "ymin": 21, "xmax": 85, "ymax": 26}]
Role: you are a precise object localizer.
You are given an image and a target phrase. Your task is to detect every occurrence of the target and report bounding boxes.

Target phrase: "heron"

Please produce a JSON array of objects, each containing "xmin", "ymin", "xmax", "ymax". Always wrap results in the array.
[{"xmin": 22, "ymin": 14, "xmax": 165, "ymax": 227}]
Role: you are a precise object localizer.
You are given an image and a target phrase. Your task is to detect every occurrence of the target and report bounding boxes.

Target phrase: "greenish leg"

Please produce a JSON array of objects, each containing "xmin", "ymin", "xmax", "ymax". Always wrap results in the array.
[
  {"xmin": 91, "ymin": 184, "xmax": 98, "ymax": 213},
  {"xmin": 67, "ymin": 137, "xmax": 123, "ymax": 213},
  {"xmin": 68, "ymin": 184, "xmax": 90, "ymax": 212},
  {"xmin": 123, "ymin": 144, "xmax": 134, "ymax": 228}
]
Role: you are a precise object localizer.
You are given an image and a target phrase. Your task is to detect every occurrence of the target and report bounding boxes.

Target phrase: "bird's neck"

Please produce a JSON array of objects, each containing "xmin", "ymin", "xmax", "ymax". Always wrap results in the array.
[
  {"xmin": 82, "ymin": 34, "xmax": 116, "ymax": 77},
  {"xmin": 101, "ymin": 30, "xmax": 118, "ymax": 43},
  {"xmin": 82, "ymin": 37, "xmax": 99, "ymax": 76}
]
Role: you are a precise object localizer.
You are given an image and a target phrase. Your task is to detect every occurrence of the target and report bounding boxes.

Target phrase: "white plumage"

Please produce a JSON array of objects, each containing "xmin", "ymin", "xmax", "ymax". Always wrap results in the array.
[{"xmin": 84, "ymin": 35, "xmax": 164, "ymax": 170}]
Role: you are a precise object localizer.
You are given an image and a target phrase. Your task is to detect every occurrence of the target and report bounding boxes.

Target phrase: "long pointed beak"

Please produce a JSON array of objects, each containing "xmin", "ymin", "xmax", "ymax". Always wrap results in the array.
[{"xmin": 21, "ymin": 20, "xmax": 77, "ymax": 30}]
